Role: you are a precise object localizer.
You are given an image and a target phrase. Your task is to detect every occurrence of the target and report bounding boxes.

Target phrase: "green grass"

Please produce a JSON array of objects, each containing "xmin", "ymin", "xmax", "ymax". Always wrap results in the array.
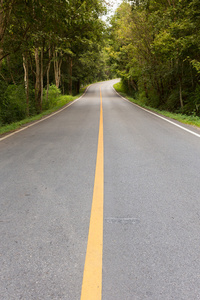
[
  {"xmin": 0, "ymin": 91, "xmax": 84, "ymax": 136},
  {"xmin": 113, "ymin": 82, "xmax": 200, "ymax": 128}
]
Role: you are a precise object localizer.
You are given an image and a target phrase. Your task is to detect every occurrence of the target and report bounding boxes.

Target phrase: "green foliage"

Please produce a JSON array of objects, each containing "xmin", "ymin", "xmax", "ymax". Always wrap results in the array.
[
  {"xmin": 1, "ymin": 85, "xmax": 26, "ymax": 124},
  {"xmin": 0, "ymin": 0, "xmax": 109, "ymax": 128},
  {"xmin": 109, "ymin": 0, "xmax": 200, "ymax": 116},
  {"xmin": 183, "ymin": 85, "xmax": 200, "ymax": 116},
  {"xmin": 42, "ymin": 85, "xmax": 61, "ymax": 110},
  {"xmin": 165, "ymin": 89, "xmax": 181, "ymax": 112},
  {"xmin": 114, "ymin": 81, "xmax": 126, "ymax": 94},
  {"xmin": 113, "ymin": 82, "xmax": 200, "ymax": 128},
  {"xmin": 0, "ymin": 92, "xmax": 84, "ymax": 135}
]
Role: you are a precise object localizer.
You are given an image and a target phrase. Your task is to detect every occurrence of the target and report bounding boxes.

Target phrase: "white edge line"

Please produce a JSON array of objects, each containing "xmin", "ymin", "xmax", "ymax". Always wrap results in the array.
[
  {"xmin": 112, "ymin": 87, "xmax": 200, "ymax": 138},
  {"xmin": 0, "ymin": 86, "xmax": 90, "ymax": 142}
]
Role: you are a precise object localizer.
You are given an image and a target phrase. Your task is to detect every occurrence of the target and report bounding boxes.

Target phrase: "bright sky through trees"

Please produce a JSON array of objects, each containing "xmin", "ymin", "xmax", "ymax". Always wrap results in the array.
[{"xmin": 102, "ymin": 0, "xmax": 123, "ymax": 22}]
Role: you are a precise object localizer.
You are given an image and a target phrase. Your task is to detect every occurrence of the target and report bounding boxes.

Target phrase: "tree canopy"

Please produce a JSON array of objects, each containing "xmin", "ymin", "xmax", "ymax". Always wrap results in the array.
[
  {"xmin": 0, "ymin": 0, "xmax": 110, "ymax": 124},
  {"xmin": 108, "ymin": 0, "xmax": 200, "ymax": 115},
  {"xmin": 1, "ymin": 0, "xmax": 200, "ymax": 127}
]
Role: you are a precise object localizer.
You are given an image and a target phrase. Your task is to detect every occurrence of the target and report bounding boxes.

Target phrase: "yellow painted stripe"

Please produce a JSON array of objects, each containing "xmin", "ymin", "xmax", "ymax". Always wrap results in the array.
[{"xmin": 80, "ymin": 88, "xmax": 104, "ymax": 300}]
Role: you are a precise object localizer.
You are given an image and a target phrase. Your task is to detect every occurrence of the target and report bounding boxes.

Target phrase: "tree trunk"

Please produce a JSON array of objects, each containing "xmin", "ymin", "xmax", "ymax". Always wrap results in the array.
[
  {"xmin": 69, "ymin": 57, "xmax": 73, "ymax": 95},
  {"xmin": 54, "ymin": 50, "xmax": 58, "ymax": 87},
  {"xmin": 130, "ymin": 77, "xmax": 137, "ymax": 91},
  {"xmin": 35, "ymin": 47, "xmax": 41, "ymax": 113},
  {"xmin": 190, "ymin": 62, "xmax": 194, "ymax": 88},
  {"xmin": 7, "ymin": 56, "xmax": 16, "ymax": 84},
  {"xmin": 178, "ymin": 60, "xmax": 184, "ymax": 110},
  {"xmin": 46, "ymin": 47, "xmax": 51, "ymax": 101},
  {"xmin": 0, "ymin": 0, "xmax": 5, "ymax": 68},
  {"xmin": 23, "ymin": 53, "xmax": 29, "ymax": 116},
  {"xmin": 40, "ymin": 44, "xmax": 44, "ymax": 111},
  {"xmin": 58, "ymin": 58, "xmax": 62, "ymax": 88},
  {"xmin": 179, "ymin": 79, "xmax": 183, "ymax": 110},
  {"xmin": 144, "ymin": 80, "xmax": 148, "ymax": 99},
  {"xmin": 0, "ymin": 0, "xmax": 14, "ymax": 68},
  {"xmin": 54, "ymin": 49, "xmax": 62, "ymax": 88}
]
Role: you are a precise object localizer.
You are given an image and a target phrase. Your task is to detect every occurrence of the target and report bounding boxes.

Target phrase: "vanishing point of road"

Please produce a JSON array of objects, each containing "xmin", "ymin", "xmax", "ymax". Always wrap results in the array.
[{"xmin": 1, "ymin": 79, "xmax": 200, "ymax": 299}]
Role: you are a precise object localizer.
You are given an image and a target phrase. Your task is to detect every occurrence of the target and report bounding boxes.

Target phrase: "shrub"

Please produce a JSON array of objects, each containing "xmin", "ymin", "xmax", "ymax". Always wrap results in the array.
[
  {"xmin": 42, "ymin": 84, "xmax": 61, "ymax": 110},
  {"xmin": 183, "ymin": 85, "xmax": 200, "ymax": 116},
  {"xmin": 1, "ymin": 84, "xmax": 26, "ymax": 124},
  {"xmin": 165, "ymin": 89, "xmax": 180, "ymax": 112}
]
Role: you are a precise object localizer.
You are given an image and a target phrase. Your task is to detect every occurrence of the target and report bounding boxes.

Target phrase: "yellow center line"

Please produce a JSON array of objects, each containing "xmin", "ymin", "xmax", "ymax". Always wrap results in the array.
[{"xmin": 80, "ymin": 87, "xmax": 104, "ymax": 300}]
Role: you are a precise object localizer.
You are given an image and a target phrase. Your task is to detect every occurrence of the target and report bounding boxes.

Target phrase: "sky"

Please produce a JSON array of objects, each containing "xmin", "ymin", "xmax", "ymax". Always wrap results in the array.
[
  {"xmin": 101, "ymin": 0, "xmax": 124, "ymax": 23},
  {"xmin": 107, "ymin": 0, "xmax": 124, "ymax": 13}
]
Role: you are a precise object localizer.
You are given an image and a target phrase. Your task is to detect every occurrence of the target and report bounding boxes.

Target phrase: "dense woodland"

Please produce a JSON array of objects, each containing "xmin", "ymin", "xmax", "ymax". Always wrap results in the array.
[
  {"xmin": 0, "ymin": 0, "xmax": 200, "ymax": 127},
  {"xmin": 109, "ymin": 0, "xmax": 200, "ymax": 115},
  {"xmin": 0, "ymin": 0, "xmax": 110, "ymax": 125}
]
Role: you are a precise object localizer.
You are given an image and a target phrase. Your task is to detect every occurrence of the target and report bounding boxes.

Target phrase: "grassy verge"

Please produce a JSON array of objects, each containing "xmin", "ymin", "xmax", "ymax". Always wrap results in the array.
[
  {"xmin": 0, "ymin": 91, "xmax": 85, "ymax": 136},
  {"xmin": 113, "ymin": 82, "xmax": 200, "ymax": 128}
]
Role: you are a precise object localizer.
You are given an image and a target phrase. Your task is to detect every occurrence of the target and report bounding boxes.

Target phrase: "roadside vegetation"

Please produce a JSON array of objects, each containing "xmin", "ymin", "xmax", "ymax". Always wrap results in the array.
[
  {"xmin": 0, "ymin": 0, "xmax": 112, "ymax": 133},
  {"xmin": 114, "ymin": 81, "xmax": 200, "ymax": 128},
  {"xmin": 1, "ymin": 0, "xmax": 200, "ymax": 135},
  {"xmin": 0, "ymin": 86, "xmax": 85, "ymax": 135},
  {"xmin": 107, "ymin": 0, "xmax": 200, "ymax": 124}
]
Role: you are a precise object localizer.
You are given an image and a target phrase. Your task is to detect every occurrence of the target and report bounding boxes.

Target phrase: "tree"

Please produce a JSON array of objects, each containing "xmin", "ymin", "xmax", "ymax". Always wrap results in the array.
[
  {"xmin": 0, "ymin": 0, "xmax": 109, "ymax": 124},
  {"xmin": 109, "ymin": 0, "xmax": 200, "ymax": 114}
]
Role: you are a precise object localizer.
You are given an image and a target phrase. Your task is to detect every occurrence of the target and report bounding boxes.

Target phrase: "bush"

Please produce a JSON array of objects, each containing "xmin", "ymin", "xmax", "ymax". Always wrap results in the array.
[
  {"xmin": 42, "ymin": 84, "xmax": 61, "ymax": 110},
  {"xmin": 165, "ymin": 89, "xmax": 180, "ymax": 112},
  {"xmin": 183, "ymin": 85, "xmax": 200, "ymax": 116},
  {"xmin": 0, "ymin": 81, "xmax": 8, "ymax": 126},
  {"xmin": 114, "ymin": 81, "xmax": 125, "ymax": 94},
  {"xmin": 137, "ymin": 91, "xmax": 148, "ymax": 106},
  {"xmin": 1, "ymin": 84, "xmax": 26, "ymax": 124}
]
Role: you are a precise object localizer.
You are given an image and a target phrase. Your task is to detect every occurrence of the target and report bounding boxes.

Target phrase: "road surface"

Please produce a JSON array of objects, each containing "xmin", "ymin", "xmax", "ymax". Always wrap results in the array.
[{"xmin": 1, "ymin": 79, "xmax": 200, "ymax": 299}]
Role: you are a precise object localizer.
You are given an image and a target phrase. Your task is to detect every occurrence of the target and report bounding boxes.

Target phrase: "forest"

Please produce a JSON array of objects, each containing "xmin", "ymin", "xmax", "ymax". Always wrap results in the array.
[
  {"xmin": 109, "ymin": 0, "xmax": 200, "ymax": 116},
  {"xmin": 0, "ymin": 0, "xmax": 110, "ymax": 127},
  {"xmin": 0, "ymin": 0, "xmax": 200, "ymax": 128}
]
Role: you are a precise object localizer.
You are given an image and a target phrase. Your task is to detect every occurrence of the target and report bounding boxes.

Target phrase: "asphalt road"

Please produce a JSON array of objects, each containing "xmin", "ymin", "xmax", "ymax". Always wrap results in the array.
[{"xmin": 1, "ymin": 79, "xmax": 200, "ymax": 299}]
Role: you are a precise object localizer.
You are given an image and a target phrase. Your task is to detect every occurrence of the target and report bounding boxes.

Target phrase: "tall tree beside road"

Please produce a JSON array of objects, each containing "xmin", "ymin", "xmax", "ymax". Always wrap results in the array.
[
  {"xmin": 0, "ymin": 0, "xmax": 107, "ymax": 123},
  {"xmin": 109, "ymin": 0, "xmax": 200, "ymax": 115}
]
